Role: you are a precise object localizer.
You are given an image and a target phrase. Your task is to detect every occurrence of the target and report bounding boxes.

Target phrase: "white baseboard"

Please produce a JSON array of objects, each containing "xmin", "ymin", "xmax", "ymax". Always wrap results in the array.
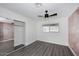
[
  {"xmin": 37, "ymin": 40, "xmax": 68, "ymax": 46},
  {"xmin": 25, "ymin": 40, "xmax": 36, "ymax": 46},
  {"xmin": 68, "ymin": 46, "xmax": 76, "ymax": 56},
  {"xmin": 6, "ymin": 46, "xmax": 25, "ymax": 56},
  {"xmin": 38, "ymin": 40, "xmax": 76, "ymax": 56}
]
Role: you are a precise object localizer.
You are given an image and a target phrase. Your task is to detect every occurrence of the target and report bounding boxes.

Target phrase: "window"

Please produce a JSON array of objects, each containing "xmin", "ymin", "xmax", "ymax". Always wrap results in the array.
[
  {"xmin": 50, "ymin": 26, "xmax": 59, "ymax": 32},
  {"xmin": 42, "ymin": 23, "xmax": 59, "ymax": 32},
  {"xmin": 43, "ymin": 26, "xmax": 49, "ymax": 32}
]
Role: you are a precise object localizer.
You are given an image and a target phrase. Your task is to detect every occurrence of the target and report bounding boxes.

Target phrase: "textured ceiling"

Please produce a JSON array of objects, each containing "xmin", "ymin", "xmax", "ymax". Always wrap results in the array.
[{"xmin": 0, "ymin": 3, "xmax": 79, "ymax": 20}]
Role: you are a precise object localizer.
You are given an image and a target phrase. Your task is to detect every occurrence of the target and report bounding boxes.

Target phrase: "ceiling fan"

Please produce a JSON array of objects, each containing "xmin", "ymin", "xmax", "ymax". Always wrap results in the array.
[{"xmin": 38, "ymin": 10, "xmax": 57, "ymax": 18}]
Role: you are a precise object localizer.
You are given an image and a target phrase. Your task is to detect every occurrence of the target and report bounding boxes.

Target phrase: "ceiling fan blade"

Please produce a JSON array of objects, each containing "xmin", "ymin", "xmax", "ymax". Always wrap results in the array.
[
  {"xmin": 50, "ymin": 13, "xmax": 57, "ymax": 16},
  {"xmin": 38, "ymin": 15, "xmax": 43, "ymax": 17}
]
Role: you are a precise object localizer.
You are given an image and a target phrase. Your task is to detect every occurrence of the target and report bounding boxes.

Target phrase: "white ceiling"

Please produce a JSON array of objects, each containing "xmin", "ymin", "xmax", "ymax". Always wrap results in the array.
[{"xmin": 0, "ymin": 3, "xmax": 79, "ymax": 20}]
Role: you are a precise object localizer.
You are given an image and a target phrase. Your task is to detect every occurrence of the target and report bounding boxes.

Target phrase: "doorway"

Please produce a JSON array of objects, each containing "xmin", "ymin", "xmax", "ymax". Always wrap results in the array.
[{"xmin": 14, "ymin": 20, "xmax": 25, "ymax": 47}]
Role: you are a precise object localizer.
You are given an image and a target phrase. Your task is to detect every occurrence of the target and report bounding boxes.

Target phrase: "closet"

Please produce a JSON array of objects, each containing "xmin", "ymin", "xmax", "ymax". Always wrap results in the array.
[
  {"xmin": 0, "ymin": 17, "xmax": 25, "ymax": 55},
  {"xmin": 0, "ymin": 17, "xmax": 14, "ymax": 55},
  {"xmin": 69, "ymin": 7, "xmax": 79, "ymax": 55}
]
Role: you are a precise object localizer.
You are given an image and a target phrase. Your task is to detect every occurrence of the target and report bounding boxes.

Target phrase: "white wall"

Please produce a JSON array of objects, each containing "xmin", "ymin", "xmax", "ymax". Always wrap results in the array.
[
  {"xmin": 36, "ymin": 17, "xmax": 68, "ymax": 46},
  {"xmin": 0, "ymin": 6, "xmax": 37, "ymax": 46},
  {"xmin": 25, "ymin": 20, "xmax": 37, "ymax": 46},
  {"xmin": 36, "ymin": 6, "xmax": 78, "ymax": 46}
]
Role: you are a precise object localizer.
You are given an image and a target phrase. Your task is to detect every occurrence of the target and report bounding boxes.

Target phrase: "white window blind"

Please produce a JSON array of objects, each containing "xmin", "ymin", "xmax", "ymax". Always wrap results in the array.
[{"xmin": 42, "ymin": 23, "xmax": 59, "ymax": 32}]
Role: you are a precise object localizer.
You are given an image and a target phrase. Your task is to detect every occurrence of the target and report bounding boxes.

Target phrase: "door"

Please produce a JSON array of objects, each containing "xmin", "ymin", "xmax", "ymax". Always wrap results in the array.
[
  {"xmin": 14, "ymin": 20, "xmax": 25, "ymax": 46},
  {"xmin": 69, "ymin": 7, "xmax": 79, "ymax": 55}
]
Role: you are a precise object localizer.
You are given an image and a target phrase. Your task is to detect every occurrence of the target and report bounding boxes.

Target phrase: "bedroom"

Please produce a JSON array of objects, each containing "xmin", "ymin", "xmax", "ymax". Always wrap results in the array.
[{"xmin": 0, "ymin": 3, "xmax": 79, "ymax": 56}]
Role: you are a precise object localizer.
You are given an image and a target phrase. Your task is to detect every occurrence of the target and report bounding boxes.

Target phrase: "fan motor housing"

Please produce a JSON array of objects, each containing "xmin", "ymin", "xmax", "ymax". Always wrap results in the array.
[{"xmin": 45, "ymin": 14, "xmax": 49, "ymax": 18}]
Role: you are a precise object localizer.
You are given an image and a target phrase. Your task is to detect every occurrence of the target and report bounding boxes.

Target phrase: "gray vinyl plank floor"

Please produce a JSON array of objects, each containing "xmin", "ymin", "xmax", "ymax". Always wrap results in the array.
[{"xmin": 7, "ymin": 41, "xmax": 74, "ymax": 56}]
